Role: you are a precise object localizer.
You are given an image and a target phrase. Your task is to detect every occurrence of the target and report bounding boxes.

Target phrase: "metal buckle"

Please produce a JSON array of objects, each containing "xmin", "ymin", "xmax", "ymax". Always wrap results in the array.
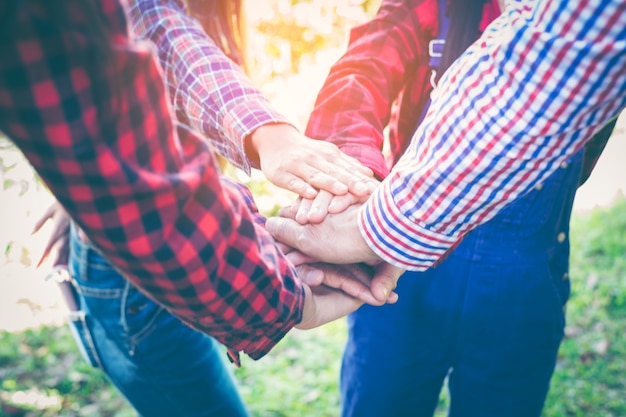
[
  {"xmin": 430, "ymin": 70, "xmax": 438, "ymax": 90},
  {"xmin": 428, "ymin": 39, "xmax": 445, "ymax": 58}
]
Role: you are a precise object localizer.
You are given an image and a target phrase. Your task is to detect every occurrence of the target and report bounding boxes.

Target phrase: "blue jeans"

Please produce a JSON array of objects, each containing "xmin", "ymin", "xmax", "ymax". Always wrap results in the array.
[
  {"xmin": 68, "ymin": 225, "xmax": 249, "ymax": 417},
  {"xmin": 341, "ymin": 151, "xmax": 583, "ymax": 417}
]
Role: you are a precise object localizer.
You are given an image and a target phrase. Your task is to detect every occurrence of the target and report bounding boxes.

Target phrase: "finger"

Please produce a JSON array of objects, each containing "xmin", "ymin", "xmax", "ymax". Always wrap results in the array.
[
  {"xmin": 276, "ymin": 242, "xmax": 294, "ymax": 255},
  {"xmin": 307, "ymin": 190, "xmax": 334, "ymax": 224},
  {"xmin": 317, "ymin": 263, "xmax": 383, "ymax": 306},
  {"xmin": 285, "ymin": 250, "xmax": 317, "ymax": 266},
  {"xmin": 50, "ymin": 216, "xmax": 70, "ymax": 242},
  {"xmin": 300, "ymin": 167, "xmax": 350, "ymax": 196},
  {"xmin": 336, "ymin": 152, "xmax": 374, "ymax": 177},
  {"xmin": 37, "ymin": 218, "xmax": 71, "ymax": 267},
  {"xmin": 52, "ymin": 239, "xmax": 70, "ymax": 268},
  {"xmin": 295, "ymin": 284, "xmax": 363, "ymax": 330},
  {"xmin": 295, "ymin": 264, "xmax": 324, "ymax": 287},
  {"xmin": 370, "ymin": 263, "xmax": 404, "ymax": 303},
  {"xmin": 277, "ymin": 203, "xmax": 299, "ymax": 220},
  {"xmin": 295, "ymin": 197, "xmax": 314, "ymax": 224},
  {"xmin": 265, "ymin": 217, "xmax": 306, "ymax": 249},
  {"xmin": 31, "ymin": 203, "xmax": 56, "ymax": 234},
  {"xmin": 327, "ymin": 193, "xmax": 356, "ymax": 214},
  {"xmin": 386, "ymin": 291, "xmax": 399, "ymax": 304},
  {"xmin": 272, "ymin": 172, "xmax": 318, "ymax": 199},
  {"xmin": 319, "ymin": 165, "xmax": 375, "ymax": 197}
]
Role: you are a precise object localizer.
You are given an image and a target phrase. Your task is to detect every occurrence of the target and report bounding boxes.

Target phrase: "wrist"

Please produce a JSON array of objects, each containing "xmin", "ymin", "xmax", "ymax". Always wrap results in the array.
[
  {"xmin": 295, "ymin": 283, "xmax": 316, "ymax": 330},
  {"xmin": 248, "ymin": 123, "xmax": 298, "ymax": 157}
]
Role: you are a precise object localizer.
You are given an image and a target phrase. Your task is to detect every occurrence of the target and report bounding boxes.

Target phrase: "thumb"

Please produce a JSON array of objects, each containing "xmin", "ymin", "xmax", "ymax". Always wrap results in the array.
[
  {"xmin": 265, "ymin": 216, "xmax": 304, "ymax": 248},
  {"xmin": 370, "ymin": 263, "xmax": 404, "ymax": 303},
  {"xmin": 295, "ymin": 264, "xmax": 324, "ymax": 287}
]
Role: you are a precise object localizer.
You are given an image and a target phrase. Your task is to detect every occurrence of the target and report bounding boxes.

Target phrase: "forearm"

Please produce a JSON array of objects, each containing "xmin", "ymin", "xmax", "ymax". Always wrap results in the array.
[
  {"xmin": 306, "ymin": 0, "xmax": 435, "ymax": 178},
  {"xmin": 0, "ymin": 0, "xmax": 304, "ymax": 359},
  {"xmin": 361, "ymin": 0, "xmax": 626, "ymax": 269},
  {"xmin": 126, "ymin": 0, "xmax": 293, "ymax": 173}
]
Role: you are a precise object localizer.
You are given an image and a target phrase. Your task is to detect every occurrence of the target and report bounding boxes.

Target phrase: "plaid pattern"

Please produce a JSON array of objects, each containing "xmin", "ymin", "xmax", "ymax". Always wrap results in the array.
[
  {"xmin": 127, "ymin": 0, "xmax": 293, "ymax": 173},
  {"xmin": 360, "ymin": 0, "xmax": 626, "ymax": 269},
  {"xmin": 0, "ymin": 0, "xmax": 303, "ymax": 360},
  {"xmin": 306, "ymin": 0, "xmax": 439, "ymax": 179}
]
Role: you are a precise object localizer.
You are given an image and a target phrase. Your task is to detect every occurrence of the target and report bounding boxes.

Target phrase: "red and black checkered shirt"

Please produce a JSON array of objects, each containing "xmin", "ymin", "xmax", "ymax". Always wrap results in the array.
[{"xmin": 0, "ymin": 0, "xmax": 304, "ymax": 361}]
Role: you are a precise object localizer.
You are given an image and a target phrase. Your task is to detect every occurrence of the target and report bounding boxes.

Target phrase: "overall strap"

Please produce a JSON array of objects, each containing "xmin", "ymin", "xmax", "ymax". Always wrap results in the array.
[
  {"xmin": 438, "ymin": 0, "xmax": 487, "ymax": 82},
  {"xmin": 417, "ymin": 0, "xmax": 488, "ymax": 127}
]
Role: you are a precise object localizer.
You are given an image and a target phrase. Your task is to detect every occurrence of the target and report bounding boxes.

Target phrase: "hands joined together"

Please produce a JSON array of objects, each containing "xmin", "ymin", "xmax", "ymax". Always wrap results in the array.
[
  {"xmin": 35, "ymin": 125, "xmax": 403, "ymax": 337},
  {"xmin": 253, "ymin": 128, "xmax": 404, "ymax": 329}
]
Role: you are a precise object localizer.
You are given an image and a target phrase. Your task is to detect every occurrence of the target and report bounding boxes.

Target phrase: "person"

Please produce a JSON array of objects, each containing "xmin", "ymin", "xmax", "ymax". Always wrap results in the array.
[
  {"xmin": 266, "ymin": 0, "xmax": 625, "ymax": 274},
  {"xmin": 277, "ymin": 0, "xmax": 616, "ymax": 415},
  {"xmin": 0, "ymin": 1, "xmax": 404, "ymax": 412},
  {"xmin": 24, "ymin": 1, "xmax": 400, "ymax": 416},
  {"xmin": 266, "ymin": 1, "xmax": 623, "ymax": 414},
  {"xmin": 0, "ymin": 0, "xmax": 620, "ymax": 413}
]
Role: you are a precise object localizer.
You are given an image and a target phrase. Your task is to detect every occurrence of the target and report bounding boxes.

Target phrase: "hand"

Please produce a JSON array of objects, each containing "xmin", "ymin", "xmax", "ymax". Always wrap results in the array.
[
  {"xmin": 266, "ymin": 204, "xmax": 380, "ymax": 264},
  {"xmin": 31, "ymin": 201, "xmax": 70, "ymax": 268},
  {"xmin": 250, "ymin": 123, "xmax": 376, "ymax": 199},
  {"xmin": 287, "ymin": 184, "xmax": 378, "ymax": 225},
  {"xmin": 295, "ymin": 276, "xmax": 363, "ymax": 330},
  {"xmin": 296, "ymin": 262, "xmax": 399, "ymax": 306}
]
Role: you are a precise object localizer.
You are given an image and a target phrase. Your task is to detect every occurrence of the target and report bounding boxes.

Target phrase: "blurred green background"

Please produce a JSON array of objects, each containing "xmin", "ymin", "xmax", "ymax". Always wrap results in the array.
[{"xmin": 1, "ymin": 1, "xmax": 625, "ymax": 416}]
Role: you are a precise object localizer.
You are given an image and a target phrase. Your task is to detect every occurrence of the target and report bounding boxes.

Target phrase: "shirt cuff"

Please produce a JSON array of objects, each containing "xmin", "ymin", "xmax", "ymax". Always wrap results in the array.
[
  {"xmin": 358, "ymin": 179, "xmax": 460, "ymax": 270},
  {"xmin": 338, "ymin": 144, "xmax": 390, "ymax": 180},
  {"xmin": 222, "ymin": 284, "xmax": 305, "ymax": 362},
  {"xmin": 222, "ymin": 100, "xmax": 294, "ymax": 173}
]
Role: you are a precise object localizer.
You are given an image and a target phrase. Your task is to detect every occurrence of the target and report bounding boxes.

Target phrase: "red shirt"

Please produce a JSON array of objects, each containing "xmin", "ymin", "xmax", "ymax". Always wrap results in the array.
[{"xmin": 0, "ymin": 0, "xmax": 303, "ymax": 361}]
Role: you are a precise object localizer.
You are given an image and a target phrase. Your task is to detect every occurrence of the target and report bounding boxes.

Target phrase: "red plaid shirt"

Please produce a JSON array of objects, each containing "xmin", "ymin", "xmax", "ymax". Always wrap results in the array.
[
  {"xmin": 306, "ymin": 0, "xmax": 500, "ymax": 179},
  {"xmin": 0, "ymin": 0, "xmax": 303, "ymax": 361}
]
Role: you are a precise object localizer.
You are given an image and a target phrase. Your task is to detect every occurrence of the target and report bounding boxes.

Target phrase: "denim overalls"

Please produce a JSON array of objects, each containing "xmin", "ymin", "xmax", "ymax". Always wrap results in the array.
[
  {"xmin": 68, "ymin": 224, "xmax": 249, "ymax": 417},
  {"xmin": 340, "ymin": 150, "xmax": 584, "ymax": 417}
]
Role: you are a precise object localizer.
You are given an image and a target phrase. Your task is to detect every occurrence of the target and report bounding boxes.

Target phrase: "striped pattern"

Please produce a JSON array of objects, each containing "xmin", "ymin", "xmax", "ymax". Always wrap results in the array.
[{"xmin": 362, "ymin": 0, "xmax": 626, "ymax": 269}]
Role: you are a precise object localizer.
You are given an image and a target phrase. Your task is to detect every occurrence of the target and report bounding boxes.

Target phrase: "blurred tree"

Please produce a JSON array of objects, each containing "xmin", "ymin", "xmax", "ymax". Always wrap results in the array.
[{"xmin": 246, "ymin": 0, "xmax": 381, "ymax": 84}]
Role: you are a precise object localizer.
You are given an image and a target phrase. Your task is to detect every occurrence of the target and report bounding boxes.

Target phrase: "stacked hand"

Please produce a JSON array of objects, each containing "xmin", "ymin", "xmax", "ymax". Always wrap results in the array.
[
  {"xmin": 294, "ymin": 262, "xmax": 403, "ymax": 330},
  {"xmin": 32, "ymin": 125, "xmax": 401, "ymax": 334},
  {"xmin": 270, "ymin": 170, "xmax": 404, "ymax": 329},
  {"xmin": 252, "ymin": 124, "xmax": 405, "ymax": 325},
  {"xmin": 250, "ymin": 123, "xmax": 377, "ymax": 200}
]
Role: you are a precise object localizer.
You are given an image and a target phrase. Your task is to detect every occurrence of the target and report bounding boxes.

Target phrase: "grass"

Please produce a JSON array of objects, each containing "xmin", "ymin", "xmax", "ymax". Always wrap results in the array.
[{"xmin": 1, "ymin": 198, "xmax": 625, "ymax": 417}]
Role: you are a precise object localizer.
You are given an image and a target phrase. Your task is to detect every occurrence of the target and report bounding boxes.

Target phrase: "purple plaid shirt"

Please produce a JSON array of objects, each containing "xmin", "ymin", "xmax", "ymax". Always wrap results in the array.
[{"xmin": 127, "ymin": 0, "xmax": 294, "ymax": 174}]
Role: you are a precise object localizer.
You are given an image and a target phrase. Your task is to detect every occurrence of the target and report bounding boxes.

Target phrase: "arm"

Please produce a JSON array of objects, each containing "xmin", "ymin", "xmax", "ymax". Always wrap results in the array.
[
  {"xmin": 267, "ymin": 0, "xmax": 625, "ymax": 270},
  {"xmin": 361, "ymin": 0, "xmax": 626, "ymax": 269},
  {"xmin": 127, "ymin": 0, "xmax": 374, "ymax": 198},
  {"xmin": 0, "ymin": 0, "xmax": 303, "ymax": 360},
  {"xmin": 305, "ymin": 0, "xmax": 437, "ymax": 179},
  {"xmin": 127, "ymin": 0, "xmax": 286, "ymax": 173}
]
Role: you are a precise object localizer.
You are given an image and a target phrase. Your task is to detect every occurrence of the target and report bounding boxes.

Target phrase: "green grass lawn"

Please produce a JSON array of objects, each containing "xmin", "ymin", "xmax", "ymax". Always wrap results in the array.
[{"xmin": 1, "ymin": 198, "xmax": 625, "ymax": 417}]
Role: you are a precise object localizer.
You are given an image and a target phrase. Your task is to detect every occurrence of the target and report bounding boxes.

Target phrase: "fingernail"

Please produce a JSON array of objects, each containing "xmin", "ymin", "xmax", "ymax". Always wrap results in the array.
[{"xmin": 381, "ymin": 287, "xmax": 389, "ymax": 299}]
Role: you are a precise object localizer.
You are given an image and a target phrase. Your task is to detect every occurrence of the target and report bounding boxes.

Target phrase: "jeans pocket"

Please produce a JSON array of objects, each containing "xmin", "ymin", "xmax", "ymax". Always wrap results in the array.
[
  {"xmin": 67, "ymin": 310, "xmax": 103, "ymax": 369},
  {"xmin": 121, "ymin": 281, "xmax": 164, "ymax": 348}
]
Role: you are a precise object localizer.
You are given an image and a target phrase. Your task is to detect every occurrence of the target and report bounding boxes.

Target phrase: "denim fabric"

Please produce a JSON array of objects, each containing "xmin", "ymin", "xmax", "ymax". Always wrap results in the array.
[
  {"xmin": 341, "ymin": 151, "xmax": 583, "ymax": 417},
  {"xmin": 68, "ymin": 225, "xmax": 249, "ymax": 417}
]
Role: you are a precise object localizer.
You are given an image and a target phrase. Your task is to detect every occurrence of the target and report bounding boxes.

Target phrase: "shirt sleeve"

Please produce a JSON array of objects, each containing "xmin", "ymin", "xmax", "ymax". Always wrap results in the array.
[
  {"xmin": 126, "ymin": 0, "xmax": 293, "ymax": 173},
  {"xmin": 0, "ymin": 0, "xmax": 304, "ymax": 360},
  {"xmin": 305, "ymin": 0, "xmax": 437, "ymax": 179},
  {"xmin": 360, "ymin": 0, "xmax": 626, "ymax": 269}
]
